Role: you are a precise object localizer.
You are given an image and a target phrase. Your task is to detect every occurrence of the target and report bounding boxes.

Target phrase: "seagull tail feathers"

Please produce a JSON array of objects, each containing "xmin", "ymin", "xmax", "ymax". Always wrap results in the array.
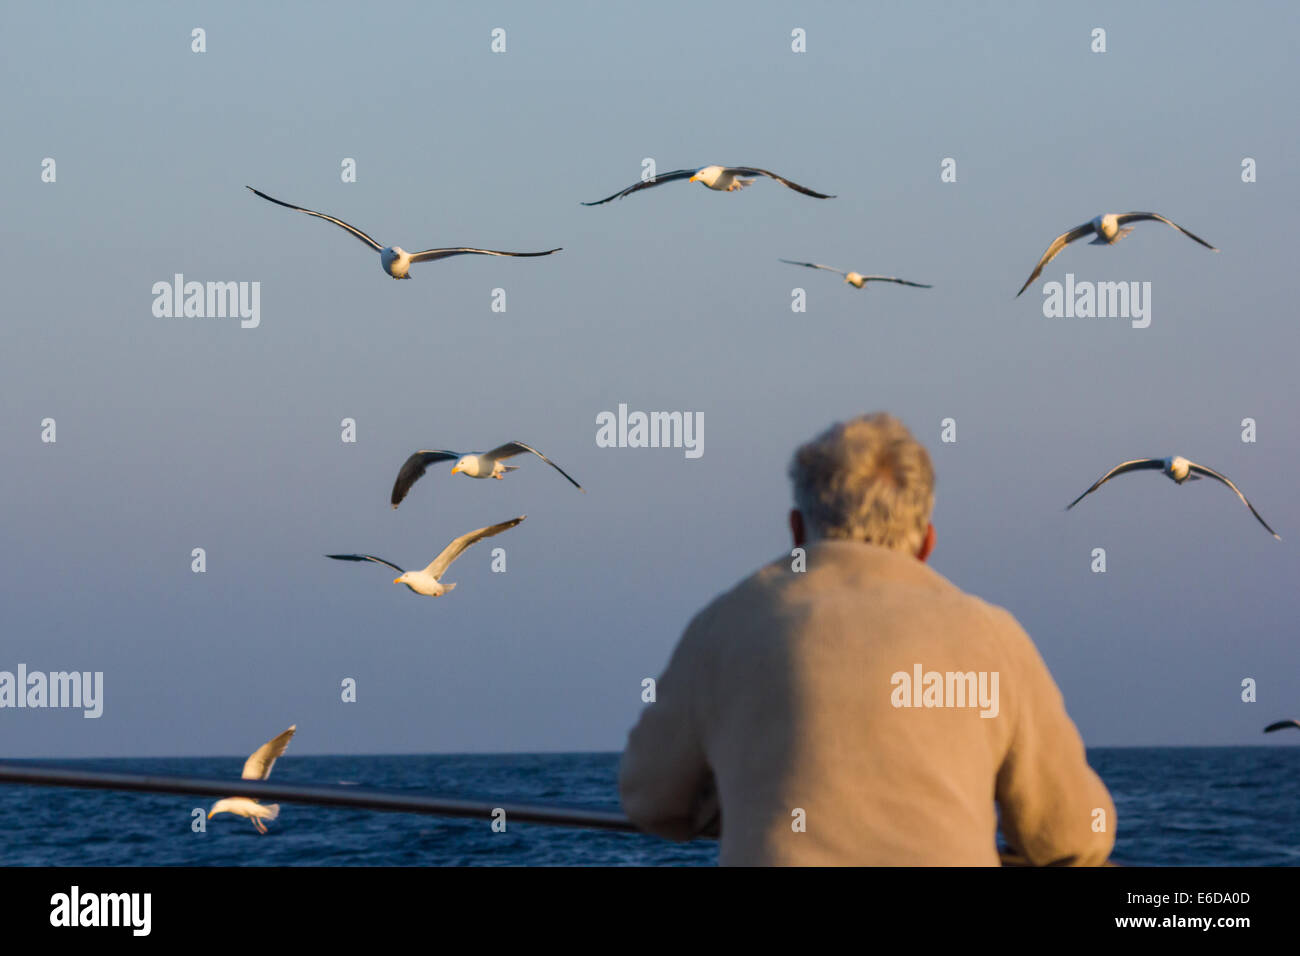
[{"xmin": 261, "ymin": 803, "xmax": 281, "ymax": 821}]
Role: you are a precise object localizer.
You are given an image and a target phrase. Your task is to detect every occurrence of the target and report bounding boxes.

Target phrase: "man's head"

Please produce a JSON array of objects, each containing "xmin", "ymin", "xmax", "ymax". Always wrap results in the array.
[{"xmin": 788, "ymin": 413, "xmax": 936, "ymax": 560}]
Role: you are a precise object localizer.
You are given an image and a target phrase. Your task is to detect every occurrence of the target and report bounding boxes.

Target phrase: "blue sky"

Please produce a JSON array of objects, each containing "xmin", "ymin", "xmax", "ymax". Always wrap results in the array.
[{"xmin": 2, "ymin": 1, "xmax": 1297, "ymax": 757}]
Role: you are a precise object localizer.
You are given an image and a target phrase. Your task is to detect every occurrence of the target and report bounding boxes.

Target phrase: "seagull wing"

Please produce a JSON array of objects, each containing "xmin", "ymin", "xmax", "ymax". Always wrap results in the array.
[
  {"xmin": 424, "ymin": 516, "xmax": 526, "ymax": 579},
  {"xmin": 242, "ymin": 725, "xmax": 297, "ymax": 781},
  {"xmin": 245, "ymin": 187, "xmax": 383, "ymax": 252},
  {"xmin": 390, "ymin": 450, "xmax": 461, "ymax": 508},
  {"xmin": 484, "ymin": 441, "xmax": 585, "ymax": 491},
  {"xmin": 1115, "ymin": 213, "xmax": 1219, "ymax": 251},
  {"xmin": 408, "ymin": 247, "xmax": 562, "ymax": 263},
  {"xmin": 1186, "ymin": 462, "xmax": 1280, "ymax": 539},
  {"xmin": 1264, "ymin": 719, "xmax": 1300, "ymax": 733},
  {"xmin": 859, "ymin": 276, "xmax": 934, "ymax": 288},
  {"xmin": 1066, "ymin": 458, "xmax": 1165, "ymax": 510},
  {"xmin": 326, "ymin": 554, "xmax": 406, "ymax": 573},
  {"xmin": 732, "ymin": 168, "xmax": 836, "ymax": 198},
  {"xmin": 580, "ymin": 169, "xmax": 698, "ymax": 206},
  {"xmin": 779, "ymin": 259, "xmax": 847, "ymax": 276},
  {"xmin": 1016, "ymin": 222, "xmax": 1097, "ymax": 297}
]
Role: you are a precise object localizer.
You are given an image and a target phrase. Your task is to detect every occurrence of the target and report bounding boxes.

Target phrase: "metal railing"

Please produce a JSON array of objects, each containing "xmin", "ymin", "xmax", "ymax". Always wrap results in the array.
[{"xmin": 0, "ymin": 763, "xmax": 638, "ymax": 831}]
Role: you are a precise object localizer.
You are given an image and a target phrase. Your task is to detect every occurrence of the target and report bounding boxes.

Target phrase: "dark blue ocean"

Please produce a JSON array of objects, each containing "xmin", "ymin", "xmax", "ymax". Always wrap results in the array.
[{"xmin": 1, "ymin": 748, "xmax": 1297, "ymax": 865}]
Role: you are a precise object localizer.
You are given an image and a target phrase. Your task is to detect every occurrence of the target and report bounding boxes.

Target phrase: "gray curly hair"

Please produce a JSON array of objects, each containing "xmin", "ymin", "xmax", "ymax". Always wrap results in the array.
[{"xmin": 789, "ymin": 413, "xmax": 935, "ymax": 553}]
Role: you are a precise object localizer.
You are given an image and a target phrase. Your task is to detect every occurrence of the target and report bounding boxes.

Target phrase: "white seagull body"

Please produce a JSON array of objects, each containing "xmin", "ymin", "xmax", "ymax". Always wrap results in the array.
[
  {"xmin": 246, "ymin": 187, "xmax": 561, "ymax": 279},
  {"xmin": 582, "ymin": 165, "xmax": 834, "ymax": 205},
  {"xmin": 1016, "ymin": 212, "xmax": 1218, "ymax": 296},
  {"xmin": 778, "ymin": 259, "xmax": 932, "ymax": 290},
  {"xmin": 1066, "ymin": 456, "xmax": 1279, "ymax": 539},
  {"xmin": 328, "ymin": 516, "xmax": 526, "ymax": 596},
  {"xmin": 208, "ymin": 724, "xmax": 296, "ymax": 834},
  {"xmin": 390, "ymin": 442, "xmax": 583, "ymax": 508}
]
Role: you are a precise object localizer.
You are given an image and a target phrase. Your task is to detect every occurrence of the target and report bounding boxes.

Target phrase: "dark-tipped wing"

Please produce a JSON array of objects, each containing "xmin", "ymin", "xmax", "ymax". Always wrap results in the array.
[
  {"xmin": 731, "ymin": 167, "xmax": 835, "ymax": 198},
  {"xmin": 242, "ymin": 725, "xmax": 296, "ymax": 781},
  {"xmin": 484, "ymin": 441, "xmax": 584, "ymax": 491},
  {"xmin": 425, "ymin": 516, "xmax": 526, "ymax": 579},
  {"xmin": 408, "ymin": 247, "xmax": 562, "ymax": 264},
  {"xmin": 1066, "ymin": 458, "xmax": 1165, "ymax": 510},
  {"xmin": 860, "ymin": 276, "xmax": 933, "ymax": 288},
  {"xmin": 779, "ymin": 259, "xmax": 846, "ymax": 275},
  {"xmin": 1115, "ymin": 213, "xmax": 1219, "ymax": 251},
  {"xmin": 1186, "ymin": 462, "xmax": 1280, "ymax": 539},
  {"xmin": 581, "ymin": 169, "xmax": 698, "ymax": 206},
  {"xmin": 326, "ymin": 554, "xmax": 405, "ymax": 574},
  {"xmin": 390, "ymin": 450, "xmax": 460, "ymax": 508},
  {"xmin": 1264, "ymin": 719, "xmax": 1300, "ymax": 733},
  {"xmin": 1016, "ymin": 221, "xmax": 1097, "ymax": 297},
  {"xmin": 245, "ymin": 186, "xmax": 383, "ymax": 251}
]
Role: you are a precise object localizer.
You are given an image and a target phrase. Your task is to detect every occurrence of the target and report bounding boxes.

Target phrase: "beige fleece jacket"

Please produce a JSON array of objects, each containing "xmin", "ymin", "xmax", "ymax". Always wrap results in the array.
[{"xmin": 619, "ymin": 540, "xmax": 1115, "ymax": 866}]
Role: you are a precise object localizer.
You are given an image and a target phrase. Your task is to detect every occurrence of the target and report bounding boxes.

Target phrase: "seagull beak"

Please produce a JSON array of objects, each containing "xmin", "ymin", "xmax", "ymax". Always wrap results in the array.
[
  {"xmin": 450, "ymin": 465, "xmax": 461, "ymax": 475},
  {"xmin": 688, "ymin": 175, "xmax": 697, "ymax": 183},
  {"xmin": 393, "ymin": 577, "xmax": 402, "ymax": 584},
  {"xmin": 207, "ymin": 810, "xmax": 215, "ymax": 819}
]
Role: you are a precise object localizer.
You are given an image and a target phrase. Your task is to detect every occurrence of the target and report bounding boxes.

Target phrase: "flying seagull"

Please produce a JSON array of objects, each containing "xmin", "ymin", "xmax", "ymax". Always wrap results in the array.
[
  {"xmin": 1264, "ymin": 720, "xmax": 1300, "ymax": 733},
  {"xmin": 1016, "ymin": 212, "xmax": 1218, "ymax": 296},
  {"xmin": 328, "ymin": 516, "xmax": 525, "ymax": 596},
  {"xmin": 582, "ymin": 166, "xmax": 834, "ymax": 205},
  {"xmin": 778, "ymin": 259, "xmax": 932, "ymax": 290},
  {"xmin": 246, "ymin": 186, "xmax": 561, "ymax": 279},
  {"xmin": 208, "ymin": 725, "xmax": 296, "ymax": 834},
  {"xmin": 390, "ymin": 442, "xmax": 583, "ymax": 508},
  {"xmin": 1065, "ymin": 456, "xmax": 1279, "ymax": 539}
]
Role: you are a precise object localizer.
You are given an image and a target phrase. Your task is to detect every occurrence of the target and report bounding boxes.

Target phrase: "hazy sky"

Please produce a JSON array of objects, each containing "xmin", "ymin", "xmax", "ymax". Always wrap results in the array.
[{"xmin": 2, "ymin": 1, "xmax": 1297, "ymax": 758}]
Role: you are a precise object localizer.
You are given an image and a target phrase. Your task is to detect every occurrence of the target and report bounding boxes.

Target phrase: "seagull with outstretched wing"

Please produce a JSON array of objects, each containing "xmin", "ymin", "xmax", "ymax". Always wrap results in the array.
[
  {"xmin": 208, "ymin": 725, "xmax": 297, "ymax": 834},
  {"xmin": 328, "ymin": 517, "xmax": 526, "ymax": 596},
  {"xmin": 582, "ymin": 165, "xmax": 834, "ymax": 205},
  {"xmin": 779, "ymin": 259, "xmax": 932, "ymax": 290},
  {"xmin": 391, "ymin": 442, "xmax": 583, "ymax": 508},
  {"xmin": 1066, "ymin": 456, "xmax": 1279, "ymax": 539},
  {"xmin": 1016, "ymin": 212, "xmax": 1218, "ymax": 296},
  {"xmin": 246, "ymin": 187, "xmax": 561, "ymax": 279}
]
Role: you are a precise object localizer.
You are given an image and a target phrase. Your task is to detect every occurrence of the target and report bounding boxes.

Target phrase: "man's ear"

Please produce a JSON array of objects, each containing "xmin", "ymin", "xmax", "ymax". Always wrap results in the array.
[
  {"xmin": 789, "ymin": 509, "xmax": 806, "ymax": 548},
  {"xmin": 916, "ymin": 523, "xmax": 936, "ymax": 563}
]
